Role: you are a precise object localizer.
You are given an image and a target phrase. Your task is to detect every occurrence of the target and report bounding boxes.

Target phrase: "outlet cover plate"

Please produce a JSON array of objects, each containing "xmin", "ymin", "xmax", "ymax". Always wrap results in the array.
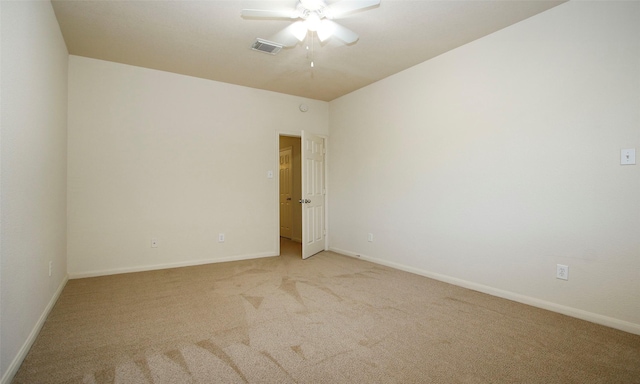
[{"xmin": 556, "ymin": 264, "xmax": 569, "ymax": 280}]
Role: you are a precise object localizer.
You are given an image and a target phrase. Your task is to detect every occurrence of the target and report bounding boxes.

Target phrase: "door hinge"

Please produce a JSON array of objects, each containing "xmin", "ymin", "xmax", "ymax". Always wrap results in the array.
[{"xmin": 323, "ymin": 229, "xmax": 327, "ymax": 236}]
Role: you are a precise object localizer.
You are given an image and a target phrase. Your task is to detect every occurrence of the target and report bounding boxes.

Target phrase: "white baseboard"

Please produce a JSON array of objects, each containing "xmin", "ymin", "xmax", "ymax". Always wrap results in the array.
[
  {"xmin": 329, "ymin": 247, "xmax": 640, "ymax": 336},
  {"xmin": 1, "ymin": 275, "xmax": 69, "ymax": 384},
  {"xmin": 68, "ymin": 251, "xmax": 279, "ymax": 279}
]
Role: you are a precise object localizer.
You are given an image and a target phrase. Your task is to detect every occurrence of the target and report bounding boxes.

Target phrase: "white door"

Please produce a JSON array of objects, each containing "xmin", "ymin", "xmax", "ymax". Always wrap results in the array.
[
  {"xmin": 279, "ymin": 147, "xmax": 293, "ymax": 239},
  {"xmin": 301, "ymin": 131, "xmax": 326, "ymax": 259}
]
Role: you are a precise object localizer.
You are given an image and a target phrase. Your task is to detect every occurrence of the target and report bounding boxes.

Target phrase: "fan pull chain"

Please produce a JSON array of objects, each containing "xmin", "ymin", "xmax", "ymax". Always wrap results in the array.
[
  {"xmin": 305, "ymin": 32, "xmax": 316, "ymax": 68},
  {"xmin": 310, "ymin": 32, "xmax": 315, "ymax": 68}
]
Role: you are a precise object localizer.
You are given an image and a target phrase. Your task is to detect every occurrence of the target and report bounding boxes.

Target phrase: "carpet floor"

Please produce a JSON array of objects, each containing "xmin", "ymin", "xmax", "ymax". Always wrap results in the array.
[{"xmin": 13, "ymin": 238, "xmax": 640, "ymax": 383}]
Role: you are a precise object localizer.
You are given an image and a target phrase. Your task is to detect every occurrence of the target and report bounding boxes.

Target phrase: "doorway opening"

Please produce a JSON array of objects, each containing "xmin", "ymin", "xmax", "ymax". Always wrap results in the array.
[{"xmin": 279, "ymin": 135, "xmax": 302, "ymax": 258}]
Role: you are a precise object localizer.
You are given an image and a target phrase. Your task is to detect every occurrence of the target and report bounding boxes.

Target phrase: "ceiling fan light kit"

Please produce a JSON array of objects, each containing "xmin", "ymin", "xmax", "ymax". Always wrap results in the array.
[{"xmin": 242, "ymin": 0, "xmax": 380, "ymax": 48}]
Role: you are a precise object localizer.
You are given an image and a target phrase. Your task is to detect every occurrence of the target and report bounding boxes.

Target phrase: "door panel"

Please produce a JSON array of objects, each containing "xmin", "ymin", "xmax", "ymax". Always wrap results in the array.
[{"xmin": 301, "ymin": 131, "xmax": 325, "ymax": 259}]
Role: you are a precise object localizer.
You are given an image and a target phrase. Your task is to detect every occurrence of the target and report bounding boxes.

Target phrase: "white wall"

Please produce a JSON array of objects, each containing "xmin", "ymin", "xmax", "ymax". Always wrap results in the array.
[
  {"xmin": 0, "ymin": 1, "xmax": 69, "ymax": 382},
  {"xmin": 67, "ymin": 56, "xmax": 328, "ymax": 277},
  {"xmin": 329, "ymin": 1, "xmax": 640, "ymax": 333}
]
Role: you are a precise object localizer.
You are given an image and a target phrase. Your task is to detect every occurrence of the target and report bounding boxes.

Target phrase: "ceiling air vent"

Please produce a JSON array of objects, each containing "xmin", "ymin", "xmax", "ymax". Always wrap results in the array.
[{"xmin": 251, "ymin": 39, "xmax": 283, "ymax": 55}]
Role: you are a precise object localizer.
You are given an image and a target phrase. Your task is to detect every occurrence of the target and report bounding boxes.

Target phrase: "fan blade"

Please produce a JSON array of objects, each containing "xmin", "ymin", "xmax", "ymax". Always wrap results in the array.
[
  {"xmin": 317, "ymin": 19, "xmax": 335, "ymax": 42},
  {"xmin": 324, "ymin": 20, "xmax": 359, "ymax": 44},
  {"xmin": 326, "ymin": 0, "xmax": 380, "ymax": 18},
  {"xmin": 269, "ymin": 22, "xmax": 306, "ymax": 47},
  {"xmin": 241, "ymin": 9, "xmax": 298, "ymax": 19}
]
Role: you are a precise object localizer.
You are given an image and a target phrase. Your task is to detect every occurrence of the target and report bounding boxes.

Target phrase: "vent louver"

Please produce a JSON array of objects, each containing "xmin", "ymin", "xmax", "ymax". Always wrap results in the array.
[{"xmin": 251, "ymin": 39, "xmax": 283, "ymax": 55}]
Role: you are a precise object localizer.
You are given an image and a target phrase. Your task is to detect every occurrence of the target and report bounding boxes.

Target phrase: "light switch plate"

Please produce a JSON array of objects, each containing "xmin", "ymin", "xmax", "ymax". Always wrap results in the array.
[
  {"xmin": 267, "ymin": 170, "xmax": 274, "ymax": 178},
  {"xmin": 621, "ymin": 148, "xmax": 636, "ymax": 165}
]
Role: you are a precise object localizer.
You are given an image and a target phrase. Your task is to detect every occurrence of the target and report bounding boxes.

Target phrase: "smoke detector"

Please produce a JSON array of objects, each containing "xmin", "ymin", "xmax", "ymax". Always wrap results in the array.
[{"xmin": 251, "ymin": 39, "xmax": 283, "ymax": 55}]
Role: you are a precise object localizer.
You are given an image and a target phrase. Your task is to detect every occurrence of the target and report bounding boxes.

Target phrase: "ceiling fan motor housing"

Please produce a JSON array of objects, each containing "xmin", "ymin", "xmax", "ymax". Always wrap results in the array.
[{"xmin": 299, "ymin": 0, "xmax": 327, "ymax": 12}]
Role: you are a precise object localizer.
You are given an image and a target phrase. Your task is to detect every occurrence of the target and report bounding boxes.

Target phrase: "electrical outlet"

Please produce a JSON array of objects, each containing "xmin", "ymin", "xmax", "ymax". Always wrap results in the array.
[
  {"xmin": 48, "ymin": 261, "xmax": 52, "ymax": 277},
  {"xmin": 556, "ymin": 264, "xmax": 569, "ymax": 280},
  {"xmin": 218, "ymin": 233, "xmax": 225, "ymax": 243},
  {"xmin": 151, "ymin": 238, "xmax": 158, "ymax": 248},
  {"xmin": 367, "ymin": 233, "xmax": 373, "ymax": 242}
]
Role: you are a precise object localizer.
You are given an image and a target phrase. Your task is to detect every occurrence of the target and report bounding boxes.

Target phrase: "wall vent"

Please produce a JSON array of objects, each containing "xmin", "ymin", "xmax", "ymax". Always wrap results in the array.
[{"xmin": 251, "ymin": 39, "xmax": 283, "ymax": 55}]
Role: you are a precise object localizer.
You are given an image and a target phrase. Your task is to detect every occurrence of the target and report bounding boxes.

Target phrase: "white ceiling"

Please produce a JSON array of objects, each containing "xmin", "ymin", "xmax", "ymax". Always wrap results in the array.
[{"xmin": 51, "ymin": 0, "xmax": 566, "ymax": 101}]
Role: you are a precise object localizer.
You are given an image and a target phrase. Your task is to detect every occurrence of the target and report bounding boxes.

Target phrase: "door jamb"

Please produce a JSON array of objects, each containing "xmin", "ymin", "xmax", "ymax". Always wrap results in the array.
[{"xmin": 279, "ymin": 146, "xmax": 294, "ymax": 240}]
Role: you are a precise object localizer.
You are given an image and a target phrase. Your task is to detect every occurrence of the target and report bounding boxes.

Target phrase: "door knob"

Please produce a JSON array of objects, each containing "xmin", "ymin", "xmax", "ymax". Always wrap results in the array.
[{"xmin": 286, "ymin": 197, "xmax": 291, "ymax": 201}]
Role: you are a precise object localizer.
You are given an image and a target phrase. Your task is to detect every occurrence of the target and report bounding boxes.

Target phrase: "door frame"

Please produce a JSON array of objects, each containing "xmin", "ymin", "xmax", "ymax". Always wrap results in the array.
[
  {"xmin": 275, "ymin": 131, "xmax": 329, "ymax": 257},
  {"xmin": 279, "ymin": 146, "xmax": 294, "ymax": 239}
]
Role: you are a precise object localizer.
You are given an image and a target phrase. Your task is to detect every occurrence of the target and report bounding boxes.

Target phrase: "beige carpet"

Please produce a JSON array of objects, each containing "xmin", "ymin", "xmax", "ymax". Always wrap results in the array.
[{"xmin": 13, "ymin": 239, "xmax": 640, "ymax": 383}]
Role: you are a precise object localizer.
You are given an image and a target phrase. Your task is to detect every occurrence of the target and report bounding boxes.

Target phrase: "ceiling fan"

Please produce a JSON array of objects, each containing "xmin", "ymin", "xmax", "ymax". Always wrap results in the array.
[{"xmin": 241, "ymin": 0, "xmax": 381, "ymax": 47}]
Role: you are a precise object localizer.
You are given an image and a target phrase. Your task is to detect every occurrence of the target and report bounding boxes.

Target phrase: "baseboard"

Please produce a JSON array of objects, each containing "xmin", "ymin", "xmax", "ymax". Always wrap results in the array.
[
  {"xmin": 1, "ymin": 275, "xmax": 69, "ymax": 384},
  {"xmin": 329, "ymin": 247, "xmax": 640, "ymax": 336},
  {"xmin": 68, "ymin": 251, "xmax": 279, "ymax": 279}
]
